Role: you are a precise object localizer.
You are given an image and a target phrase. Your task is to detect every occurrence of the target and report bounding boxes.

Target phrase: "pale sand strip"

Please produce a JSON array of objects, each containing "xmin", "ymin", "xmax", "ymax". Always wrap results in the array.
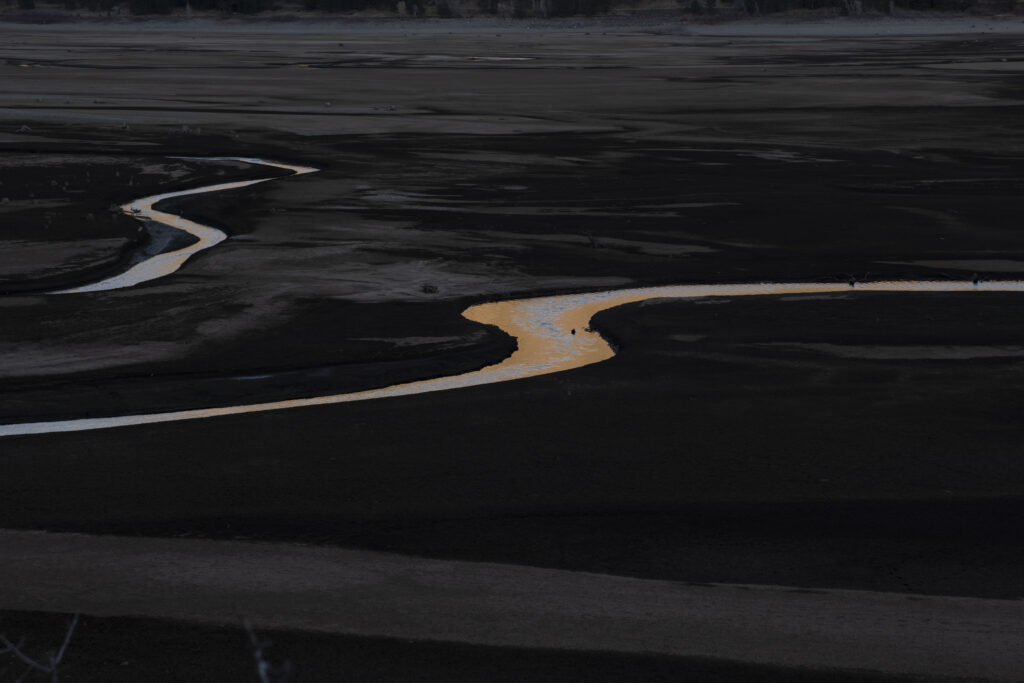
[{"xmin": 0, "ymin": 529, "xmax": 1021, "ymax": 679}]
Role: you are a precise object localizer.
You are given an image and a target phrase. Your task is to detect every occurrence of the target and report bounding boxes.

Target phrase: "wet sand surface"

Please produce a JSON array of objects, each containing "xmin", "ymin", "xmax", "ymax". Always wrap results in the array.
[{"xmin": 2, "ymin": 19, "xmax": 1024, "ymax": 681}]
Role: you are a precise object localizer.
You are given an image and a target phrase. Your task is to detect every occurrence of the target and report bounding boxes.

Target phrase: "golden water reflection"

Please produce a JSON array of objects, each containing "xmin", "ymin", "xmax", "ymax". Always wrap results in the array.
[{"xmin": 4, "ymin": 279, "xmax": 1023, "ymax": 436}]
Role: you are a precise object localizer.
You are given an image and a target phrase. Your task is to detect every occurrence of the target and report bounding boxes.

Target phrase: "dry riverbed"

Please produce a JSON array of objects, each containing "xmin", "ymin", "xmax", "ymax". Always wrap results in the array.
[{"xmin": 1, "ymin": 18, "xmax": 1024, "ymax": 681}]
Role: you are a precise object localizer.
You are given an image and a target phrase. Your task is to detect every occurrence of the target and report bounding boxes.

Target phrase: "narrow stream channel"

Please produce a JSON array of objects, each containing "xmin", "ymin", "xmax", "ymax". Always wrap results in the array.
[
  {"xmin": 54, "ymin": 157, "xmax": 317, "ymax": 294},
  {"xmin": 5, "ymin": 279, "xmax": 1024, "ymax": 437},
  {"xmin": 3, "ymin": 157, "xmax": 1021, "ymax": 437}
]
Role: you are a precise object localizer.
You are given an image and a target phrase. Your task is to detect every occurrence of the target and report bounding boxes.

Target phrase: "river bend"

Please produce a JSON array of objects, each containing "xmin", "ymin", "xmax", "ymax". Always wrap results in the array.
[
  {"xmin": 55, "ymin": 156, "xmax": 317, "ymax": 294},
  {"xmin": 3, "ymin": 279, "xmax": 1023, "ymax": 437},
  {"xmin": 3, "ymin": 157, "xmax": 1021, "ymax": 437}
]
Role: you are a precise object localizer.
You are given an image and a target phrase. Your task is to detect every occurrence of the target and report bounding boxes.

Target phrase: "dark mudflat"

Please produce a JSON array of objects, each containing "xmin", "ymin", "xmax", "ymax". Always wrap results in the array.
[
  {"xmin": 3, "ymin": 294, "xmax": 1024, "ymax": 601},
  {"xmin": 0, "ymin": 611, "xmax": 935, "ymax": 683},
  {"xmin": 2, "ymin": 23, "xmax": 1024, "ymax": 681}
]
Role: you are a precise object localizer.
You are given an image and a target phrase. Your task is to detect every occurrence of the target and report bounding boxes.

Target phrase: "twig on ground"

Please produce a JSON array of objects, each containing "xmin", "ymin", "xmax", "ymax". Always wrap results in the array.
[
  {"xmin": 0, "ymin": 614, "xmax": 79, "ymax": 683},
  {"xmin": 244, "ymin": 620, "xmax": 293, "ymax": 683}
]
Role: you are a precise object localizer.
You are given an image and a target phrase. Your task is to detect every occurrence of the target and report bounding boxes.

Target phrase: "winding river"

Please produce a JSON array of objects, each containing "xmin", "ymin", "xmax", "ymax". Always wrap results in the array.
[
  {"xmin": 55, "ymin": 157, "xmax": 317, "ymax": 294},
  {"xmin": 2, "ymin": 157, "xmax": 1020, "ymax": 437}
]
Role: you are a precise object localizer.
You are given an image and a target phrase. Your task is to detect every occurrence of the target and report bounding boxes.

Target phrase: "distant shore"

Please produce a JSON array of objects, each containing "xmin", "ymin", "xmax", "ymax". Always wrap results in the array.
[{"xmin": 1, "ymin": 10, "xmax": 1023, "ymax": 35}]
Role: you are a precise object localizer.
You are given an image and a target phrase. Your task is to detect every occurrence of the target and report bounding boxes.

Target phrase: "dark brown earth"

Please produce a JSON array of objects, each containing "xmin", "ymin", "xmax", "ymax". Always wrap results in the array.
[
  {"xmin": 0, "ymin": 610, "xmax": 931, "ymax": 683},
  {"xmin": 1, "ymin": 19, "xmax": 1024, "ymax": 681}
]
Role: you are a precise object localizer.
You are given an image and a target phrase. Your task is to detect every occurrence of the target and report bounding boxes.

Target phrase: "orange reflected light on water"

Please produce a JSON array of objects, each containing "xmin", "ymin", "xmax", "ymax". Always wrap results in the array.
[{"xmin": 5, "ymin": 279, "xmax": 1024, "ymax": 437}]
